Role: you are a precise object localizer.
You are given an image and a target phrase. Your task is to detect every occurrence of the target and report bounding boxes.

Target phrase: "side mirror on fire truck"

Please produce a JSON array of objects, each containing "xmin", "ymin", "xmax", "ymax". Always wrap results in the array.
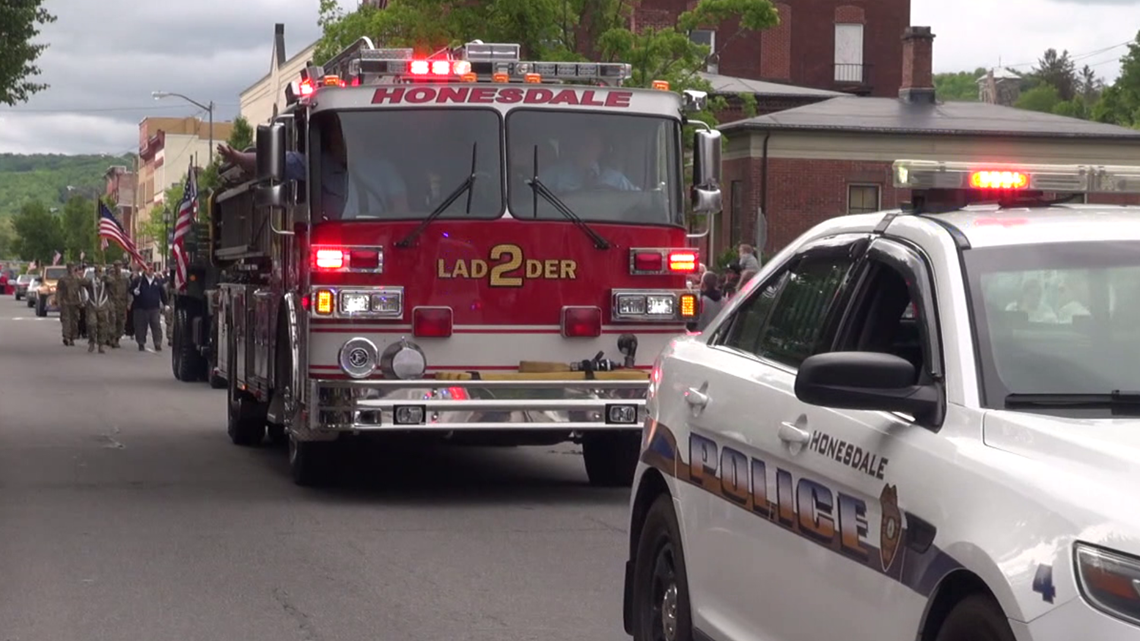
[
  {"xmin": 681, "ymin": 90, "xmax": 708, "ymax": 113},
  {"xmin": 691, "ymin": 127, "xmax": 722, "ymax": 214},
  {"xmin": 255, "ymin": 122, "xmax": 287, "ymax": 184}
]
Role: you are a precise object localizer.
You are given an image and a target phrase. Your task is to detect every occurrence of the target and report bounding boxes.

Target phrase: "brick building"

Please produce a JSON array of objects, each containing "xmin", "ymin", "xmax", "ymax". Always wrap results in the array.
[
  {"xmin": 634, "ymin": 0, "xmax": 909, "ymax": 97},
  {"xmin": 103, "ymin": 165, "xmax": 137, "ymax": 241},
  {"xmin": 717, "ymin": 27, "xmax": 1140, "ymax": 259}
]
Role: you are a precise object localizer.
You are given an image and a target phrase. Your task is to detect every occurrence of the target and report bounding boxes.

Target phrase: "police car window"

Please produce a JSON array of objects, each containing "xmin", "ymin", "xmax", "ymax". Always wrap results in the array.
[
  {"xmin": 719, "ymin": 271, "xmax": 788, "ymax": 354},
  {"xmin": 836, "ymin": 261, "xmax": 926, "ymax": 376},
  {"xmin": 757, "ymin": 258, "xmax": 853, "ymax": 368},
  {"xmin": 965, "ymin": 241, "xmax": 1140, "ymax": 409}
]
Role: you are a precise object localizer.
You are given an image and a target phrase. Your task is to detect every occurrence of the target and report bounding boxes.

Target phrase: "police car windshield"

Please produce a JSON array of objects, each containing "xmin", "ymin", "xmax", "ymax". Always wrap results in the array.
[
  {"xmin": 965, "ymin": 241, "xmax": 1140, "ymax": 413},
  {"xmin": 506, "ymin": 111, "xmax": 682, "ymax": 226},
  {"xmin": 313, "ymin": 109, "xmax": 504, "ymax": 221}
]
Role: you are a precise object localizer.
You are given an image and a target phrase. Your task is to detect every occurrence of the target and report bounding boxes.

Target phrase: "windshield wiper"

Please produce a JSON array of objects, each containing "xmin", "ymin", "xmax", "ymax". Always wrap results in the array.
[
  {"xmin": 395, "ymin": 142, "xmax": 478, "ymax": 248},
  {"xmin": 1004, "ymin": 391, "xmax": 1140, "ymax": 413},
  {"xmin": 526, "ymin": 145, "xmax": 610, "ymax": 250}
]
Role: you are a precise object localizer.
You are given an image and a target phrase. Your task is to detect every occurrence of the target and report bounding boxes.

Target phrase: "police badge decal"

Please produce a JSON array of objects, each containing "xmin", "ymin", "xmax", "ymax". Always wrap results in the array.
[{"xmin": 880, "ymin": 483, "xmax": 902, "ymax": 572}]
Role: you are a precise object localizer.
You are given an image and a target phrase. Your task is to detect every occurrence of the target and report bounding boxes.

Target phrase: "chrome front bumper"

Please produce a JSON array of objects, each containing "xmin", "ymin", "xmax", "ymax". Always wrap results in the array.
[{"xmin": 308, "ymin": 377, "xmax": 647, "ymax": 432}]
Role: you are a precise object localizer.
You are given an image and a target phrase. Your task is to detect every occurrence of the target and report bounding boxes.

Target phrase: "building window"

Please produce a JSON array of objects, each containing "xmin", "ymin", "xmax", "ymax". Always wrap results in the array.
[
  {"xmin": 848, "ymin": 184, "xmax": 880, "ymax": 214},
  {"xmin": 730, "ymin": 180, "xmax": 744, "ymax": 244},
  {"xmin": 690, "ymin": 29, "xmax": 717, "ymax": 73},
  {"xmin": 834, "ymin": 23, "xmax": 864, "ymax": 82}
]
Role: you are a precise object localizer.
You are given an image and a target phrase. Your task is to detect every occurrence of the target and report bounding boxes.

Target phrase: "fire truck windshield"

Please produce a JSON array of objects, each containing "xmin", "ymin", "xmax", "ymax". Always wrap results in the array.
[
  {"xmin": 311, "ymin": 109, "xmax": 504, "ymax": 222},
  {"xmin": 506, "ymin": 110, "xmax": 682, "ymax": 226}
]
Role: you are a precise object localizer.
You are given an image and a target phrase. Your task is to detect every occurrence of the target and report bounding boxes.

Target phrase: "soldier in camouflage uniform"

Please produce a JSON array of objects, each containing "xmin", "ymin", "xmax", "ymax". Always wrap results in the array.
[
  {"xmin": 58, "ymin": 263, "xmax": 82, "ymax": 346},
  {"xmin": 83, "ymin": 265, "xmax": 110, "ymax": 353},
  {"xmin": 105, "ymin": 261, "xmax": 129, "ymax": 348}
]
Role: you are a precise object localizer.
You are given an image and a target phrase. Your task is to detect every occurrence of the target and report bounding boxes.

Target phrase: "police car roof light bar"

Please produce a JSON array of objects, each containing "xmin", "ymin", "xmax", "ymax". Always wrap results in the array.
[{"xmin": 893, "ymin": 159, "xmax": 1140, "ymax": 194}]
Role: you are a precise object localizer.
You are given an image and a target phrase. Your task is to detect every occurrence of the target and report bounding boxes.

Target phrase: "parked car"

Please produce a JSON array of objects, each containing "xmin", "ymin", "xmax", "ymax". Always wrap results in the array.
[{"xmin": 14, "ymin": 274, "xmax": 35, "ymax": 300}]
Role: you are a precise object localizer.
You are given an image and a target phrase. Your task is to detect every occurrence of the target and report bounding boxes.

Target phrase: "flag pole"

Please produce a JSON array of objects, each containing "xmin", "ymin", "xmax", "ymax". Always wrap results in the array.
[{"xmin": 96, "ymin": 197, "xmax": 105, "ymax": 265}]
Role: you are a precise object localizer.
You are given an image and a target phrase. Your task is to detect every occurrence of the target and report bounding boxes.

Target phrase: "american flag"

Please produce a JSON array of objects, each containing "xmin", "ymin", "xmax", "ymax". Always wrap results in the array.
[
  {"xmin": 171, "ymin": 162, "xmax": 198, "ymax": 293},
  {"xmin": 52, "ymin": 251, "xmax": 61, "ymax": 265},
  {"xmin": 98, "ymin": 202, "xmax": 145, "ymax": 266}
]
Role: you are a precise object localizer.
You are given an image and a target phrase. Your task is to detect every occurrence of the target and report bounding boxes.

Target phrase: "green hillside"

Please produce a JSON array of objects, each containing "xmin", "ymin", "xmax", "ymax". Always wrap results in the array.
[{"xmin": 0, "ymin": 153, "xmax": 135, "ymax": 218}]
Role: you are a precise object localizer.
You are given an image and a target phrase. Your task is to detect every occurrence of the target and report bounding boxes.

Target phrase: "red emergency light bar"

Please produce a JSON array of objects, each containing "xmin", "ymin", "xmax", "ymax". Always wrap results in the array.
[
  {"xmin": 969, "ymin": 170, "xmax": 1029, "ymax": 190},
  {"xmin": 408, "ymin": 59, "xmax": 473, "ymax": 77}
]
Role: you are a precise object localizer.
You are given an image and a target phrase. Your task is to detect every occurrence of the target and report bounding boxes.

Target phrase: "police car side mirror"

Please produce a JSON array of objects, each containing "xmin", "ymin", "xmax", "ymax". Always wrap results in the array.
[
  {"xmin": 691, "ymin": 128, "xmax": 722, "ymax": 214},
  {"xmin": 256, "ymin": 122, "xmax": 286, "ymax": 183},
  {"xmin": 794, "ymin": 352, "xmax": 940, "ymax": 420}
]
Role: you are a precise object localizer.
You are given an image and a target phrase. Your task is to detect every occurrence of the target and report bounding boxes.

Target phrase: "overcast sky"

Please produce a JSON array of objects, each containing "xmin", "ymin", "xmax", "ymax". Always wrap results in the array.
[{"xmin": 0, "ymin": 0, "xmax": 1136, "ymax": 155}]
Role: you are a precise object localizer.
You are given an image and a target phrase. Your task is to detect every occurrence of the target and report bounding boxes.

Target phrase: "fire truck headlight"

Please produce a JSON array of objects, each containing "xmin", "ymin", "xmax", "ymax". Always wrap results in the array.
[
  {"xmin": 617, "ymin": 294, "xmax": 647, "ymax": 315},
  {"xmin": 371, "ymin": 292, "xmax": 402, "ymax": 315},
  {"xmin": 380, "ymin": 339, "xmax": 427, "ymax": 380},
  {"xmin": 340, "ymin": 292, "xmax": 370, "ymax": 314},
  {"xmin": 339, "ymin": 337, "xmax": 379, "ymax": 379},
  {"xmin": 645, "ymin": 295, "xmax": 675, "ymax": 315}
]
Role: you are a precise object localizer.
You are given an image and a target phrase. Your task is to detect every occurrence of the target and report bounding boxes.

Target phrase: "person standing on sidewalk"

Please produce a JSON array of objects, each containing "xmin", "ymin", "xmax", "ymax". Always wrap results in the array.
[
  {"xmin": 83, "ymin": 265, "xmax": 111, "ymax": 354},
  {"xmin": 130, "ymin": 264, "xmax": 168, "ymax": 352}
]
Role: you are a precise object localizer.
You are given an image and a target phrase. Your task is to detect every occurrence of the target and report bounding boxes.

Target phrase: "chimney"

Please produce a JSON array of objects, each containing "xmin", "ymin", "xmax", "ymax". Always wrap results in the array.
[{"xmin": 899, "ymin": 26, "xmax": 936, "ymax": 104}]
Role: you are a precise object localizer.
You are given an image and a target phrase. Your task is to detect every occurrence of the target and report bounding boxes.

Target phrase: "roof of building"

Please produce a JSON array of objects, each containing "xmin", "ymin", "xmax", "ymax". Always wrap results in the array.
[
  {"xmin": 719, "ymin": 95, "xmax": 1140, "ymax": 140},
  {"xmin": 976, "ymin": 67, "xmax": 1021, "ymax": 83},
  {"xmin": 697, "ymin": 72, "xmax": 845, "ymax": 98}
]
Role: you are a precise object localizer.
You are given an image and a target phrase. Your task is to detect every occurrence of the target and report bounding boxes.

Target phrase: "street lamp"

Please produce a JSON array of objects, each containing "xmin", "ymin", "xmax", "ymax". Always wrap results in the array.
[{"xmin": 152, "ymin": 91, "xmax": 215, "ymax": 164}]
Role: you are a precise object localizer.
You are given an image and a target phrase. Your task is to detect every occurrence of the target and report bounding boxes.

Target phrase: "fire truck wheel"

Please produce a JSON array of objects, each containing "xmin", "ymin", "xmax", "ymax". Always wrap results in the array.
[
  {"xmin": 582, "ymin": 432, "xmax": 640, "ymax": 487},
  {"xmin": 227, "ymin": 394, "xmax": 266, "ymax": 446},
  {"xmin": 173, "ymin": 308, "xmax": 205, "ymax": 382},
  {"xmin": 267, "ymin": 424, "xmax": 287, "ymax": 445},
  {"xmin": 289, "ymin": 438, "xmax": 334, "ymax": 487}
]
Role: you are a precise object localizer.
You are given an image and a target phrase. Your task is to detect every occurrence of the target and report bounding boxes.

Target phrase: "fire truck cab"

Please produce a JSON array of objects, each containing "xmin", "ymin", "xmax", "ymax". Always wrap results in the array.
[{"xmin": 210, "ymin": 38, "xmax": 723, "ymax": 487}]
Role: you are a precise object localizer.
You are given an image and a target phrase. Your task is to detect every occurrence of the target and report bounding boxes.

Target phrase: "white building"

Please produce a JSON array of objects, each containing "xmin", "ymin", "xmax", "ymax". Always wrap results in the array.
[{"xmin": 240, "ymin": 23, "xmax": 317, "ymax": 128}]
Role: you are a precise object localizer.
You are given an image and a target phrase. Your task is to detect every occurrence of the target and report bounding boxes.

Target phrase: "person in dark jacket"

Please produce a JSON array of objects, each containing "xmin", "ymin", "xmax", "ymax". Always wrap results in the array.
[
  {"xmin": 687, "ymin": 271, "xmax": 724, "ymax": 332},
  {"xmin": 130, "ymin": 263, "xmax": 169, "ymax": 352}
]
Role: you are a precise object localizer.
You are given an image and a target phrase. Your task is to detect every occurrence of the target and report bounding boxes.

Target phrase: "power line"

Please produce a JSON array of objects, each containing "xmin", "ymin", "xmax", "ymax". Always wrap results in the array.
[
  {"xmin": 0, "ymin": 102, "xmax": 238, "ymax": 115},
  {"xmin": 1000, "ymin": 38, "xmax": 1136, "ymax": 70}
]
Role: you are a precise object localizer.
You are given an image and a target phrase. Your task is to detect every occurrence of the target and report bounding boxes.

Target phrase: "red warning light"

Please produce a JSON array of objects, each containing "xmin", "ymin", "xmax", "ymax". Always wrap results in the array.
[{"xmin": 970, "ymin": 170, "xmax": 1029, "ymax": 190}]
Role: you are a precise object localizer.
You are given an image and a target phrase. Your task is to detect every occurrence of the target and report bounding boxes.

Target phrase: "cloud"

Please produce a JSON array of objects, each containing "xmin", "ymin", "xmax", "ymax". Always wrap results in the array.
[
  {"xmin": 1, "ymin": 0, "xmax": 1136, "ymax": 154},
  {"xmin": 0, "ymin": 0, "xmax": 350, "ymax": 154}
]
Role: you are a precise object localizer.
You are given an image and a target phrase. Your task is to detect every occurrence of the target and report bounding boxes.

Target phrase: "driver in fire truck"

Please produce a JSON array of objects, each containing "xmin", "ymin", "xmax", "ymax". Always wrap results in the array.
[
  {"xmin": 216, "ymin": 114, "xmax": 410, "ymax": 216},
  {"xmin": 538, "ymin": 126, "xmax": 637, "ymax": 193}
]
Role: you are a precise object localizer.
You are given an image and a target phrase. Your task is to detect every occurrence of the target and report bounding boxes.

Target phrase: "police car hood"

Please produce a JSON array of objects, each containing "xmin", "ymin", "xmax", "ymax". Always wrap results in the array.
[{"xmin": 984, "ymin": 411, "xmax": 1140, "ymax": 545}]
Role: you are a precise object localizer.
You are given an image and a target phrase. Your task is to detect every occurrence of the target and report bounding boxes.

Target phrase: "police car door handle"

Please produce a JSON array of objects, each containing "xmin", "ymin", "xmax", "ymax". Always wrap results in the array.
[
  {"xmin": 685, "ymin": 387, "xmax": 709, "ymax": 407},
  {"xmin": 778, "ymin": 422, "xmax": 811, "ymax": 444}
]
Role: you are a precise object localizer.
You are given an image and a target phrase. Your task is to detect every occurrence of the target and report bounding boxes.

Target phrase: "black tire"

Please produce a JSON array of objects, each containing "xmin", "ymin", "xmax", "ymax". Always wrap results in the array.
[
  {"xmin": 226, "ymin": 335, "xmax": 265, "ymax": 446},
  {"xmin": 289, "ymin": 437, "xmax": 334, "ymax": 487},
  {"xmin": 35, "ymin": 297, "xmax": 46, "ymax": 317},
  {"xmin": 27, "ymin": 297, "xmax": 33, "ymax": 308},
  {"xmin": 174, "ymin": 307, "xmax": 205, "ymax": 382},
  {"xmin": 208, "ymin": 369, "xmax": 227, "ymax": 389},
  {"xmin": 267, "ymin": 424, "xmax": 287, "ymax": 445},
  {"xmin": 933, "ymin": 594, "xmax": 1016, "ymax": 641},
  {"xmin": 631, "ymin": 494, "xmax": 693, "ymax": 641},
  {"xmin": 583, "ymin": 432, "xmax": 641, "ymax": 487}
]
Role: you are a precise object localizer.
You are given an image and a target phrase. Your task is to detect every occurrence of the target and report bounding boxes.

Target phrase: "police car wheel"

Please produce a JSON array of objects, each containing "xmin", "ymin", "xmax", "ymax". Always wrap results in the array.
[
  {"xmin": 632, "ymin": 494, "xmax": 692, "ymax": 641},
  {"xmin": 933, "ymin": 594, "xmax": 1015, "ymax": 641}
]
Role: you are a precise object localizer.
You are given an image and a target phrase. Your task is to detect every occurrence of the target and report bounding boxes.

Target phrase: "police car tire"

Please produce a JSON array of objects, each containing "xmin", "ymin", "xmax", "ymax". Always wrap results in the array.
[
  {"xmin": 631, "ymin": 494, "xmax": 693, "ymax": 641},
  {"xmin": 933, "ymin": 594, "xmax": 1015, "ymax": 641}
]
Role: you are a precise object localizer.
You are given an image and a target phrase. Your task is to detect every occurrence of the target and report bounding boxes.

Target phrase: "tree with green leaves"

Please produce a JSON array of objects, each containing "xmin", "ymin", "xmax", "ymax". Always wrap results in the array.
[
  {"xmin": 1028, "ymin": 49, "xmax": 1077, "ymax": 101},
  {"xmin": 60, "ymin": 195, "xmax": 97, "ymax": 261},
  {"xmin": 11, "ymin": 200, "xmax": 64, "ymax": 262},
  {"xmin": 314, "ymin": 0, "xmax": 779, "ymax": 126},
  {"xmin": 229, "ymin": 116, "xmax": 254, "ymax": 151},
  {"xmin": 1090, "ymin": 33, "xmax": 1140, "ymax": 128},
  {"xmin": 0, "ymin": 1, "xmax": 56, "ymax": 106}
]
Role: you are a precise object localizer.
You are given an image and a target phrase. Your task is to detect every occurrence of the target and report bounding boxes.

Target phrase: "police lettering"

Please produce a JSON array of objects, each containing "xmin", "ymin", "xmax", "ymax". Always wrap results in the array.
[
  {"xmin": 436, "ymin": 243, "xmax": 578, "ymax": 287},
  {"xmin": 372, "ymin": 86, "xmax": 633, "ymax": 108},
  {"xmin": 808, "ymin": 430, "xmax": 889, "ymax": 480},
  {"xmin": 689, "ymin": 433, "xmax": 872, "ymax": 560}
]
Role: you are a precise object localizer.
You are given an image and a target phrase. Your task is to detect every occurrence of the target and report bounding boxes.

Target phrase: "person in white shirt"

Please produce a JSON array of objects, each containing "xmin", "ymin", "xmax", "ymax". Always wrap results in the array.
[
  {"xmin": 738, "ymin": 244, "xmax": 761, "ymax": 272},
  {"xmin": 1005, "ymin": 279, "xmax": 1057, "ymax": 323}
]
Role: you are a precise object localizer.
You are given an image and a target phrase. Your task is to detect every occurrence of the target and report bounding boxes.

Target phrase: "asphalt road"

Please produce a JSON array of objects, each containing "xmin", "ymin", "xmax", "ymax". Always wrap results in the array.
[{"xmin": 0, "ymin": 298, "xmax": 633, "ymax": 641}]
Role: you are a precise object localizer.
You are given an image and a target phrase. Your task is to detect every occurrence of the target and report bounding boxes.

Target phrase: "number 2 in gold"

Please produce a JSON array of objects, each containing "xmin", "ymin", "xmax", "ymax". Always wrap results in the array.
[{"xmin": 488, "ymin": 243, "xmax": 523, "ymax": 287}]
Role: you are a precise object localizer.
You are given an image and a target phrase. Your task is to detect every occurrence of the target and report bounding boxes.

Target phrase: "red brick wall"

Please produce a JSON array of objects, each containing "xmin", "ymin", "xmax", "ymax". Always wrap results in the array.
[
  {"xmin": 634, "ymin": 0, "xmax": 909, "ymax": 97},
  {"xmin": 723, "ymin": 154, "xmax": 1140, "ymax": 257}
]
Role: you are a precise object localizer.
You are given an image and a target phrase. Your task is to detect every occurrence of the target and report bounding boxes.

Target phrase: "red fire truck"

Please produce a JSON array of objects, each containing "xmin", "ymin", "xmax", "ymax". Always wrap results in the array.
[{"xmin": 209, "ymin": 37, "xmax": 724, "ymax": 487}]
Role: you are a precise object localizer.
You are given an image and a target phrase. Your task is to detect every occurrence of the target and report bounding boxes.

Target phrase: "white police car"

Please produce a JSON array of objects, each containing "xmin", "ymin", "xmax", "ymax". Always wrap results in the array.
[{"xmin": 622, "ymin": 159, "xmax": 1140, "ymax": 641}]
